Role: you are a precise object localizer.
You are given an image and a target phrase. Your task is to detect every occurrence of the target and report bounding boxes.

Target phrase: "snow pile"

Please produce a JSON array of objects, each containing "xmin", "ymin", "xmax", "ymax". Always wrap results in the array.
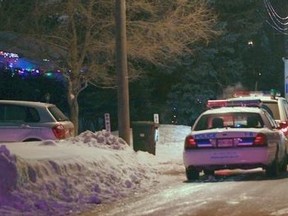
[
  {"xmin": 0, "ymin": 125, "xmax": 190, "ymax": 216},
  {"xmin": 66, "ymin": 130, "xmax": 128, "ymax": 150},
  {"xmin": 0, "ymin": 145, "xmax": 18, "ymax": 196}
]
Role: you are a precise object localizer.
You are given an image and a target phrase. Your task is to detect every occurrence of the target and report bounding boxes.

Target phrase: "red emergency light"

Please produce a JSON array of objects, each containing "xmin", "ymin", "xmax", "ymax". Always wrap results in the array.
[
  {"xmin": 206, "ymin": 100, "xmax": 227, "ymax": 108},
  {"xmin": 207, "ymin": 99, "xmax": 261, "ymax": 109}
]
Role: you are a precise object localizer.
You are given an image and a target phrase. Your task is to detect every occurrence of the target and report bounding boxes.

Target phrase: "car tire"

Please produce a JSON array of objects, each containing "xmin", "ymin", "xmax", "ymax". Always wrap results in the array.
[
  {"xmin": 185, "ymin": 167, "xmax": 199, "ymax": 181},
  {"xmin": 280, "ymin": 154, "xmax": 287, "ymax": 172},
  {"xmin": 266, "ymin": 158, "xmax": 280, "ymax": 177}
]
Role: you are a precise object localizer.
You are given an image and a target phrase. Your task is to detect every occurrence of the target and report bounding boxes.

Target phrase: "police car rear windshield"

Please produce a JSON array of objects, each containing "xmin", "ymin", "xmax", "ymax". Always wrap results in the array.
[{"xmin": 194, "ymin": 113, "xmax": 264, "ymax": 131}]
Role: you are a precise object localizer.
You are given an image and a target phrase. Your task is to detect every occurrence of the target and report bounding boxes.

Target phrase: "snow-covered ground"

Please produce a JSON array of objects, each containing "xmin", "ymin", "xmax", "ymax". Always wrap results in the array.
[{"xmin": 0, "ymin": 124, "xmax": 191, "ymax": 216}]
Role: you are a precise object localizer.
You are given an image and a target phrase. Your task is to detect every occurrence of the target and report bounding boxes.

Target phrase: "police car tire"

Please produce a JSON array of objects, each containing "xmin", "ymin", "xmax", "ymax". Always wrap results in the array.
[
  {"xmin": 185, "ymin": 167, "xmax": 199, "ymax": 181},
  {"xmin": 204, "ymin": 169, "xmax": 215, "ymax": 176}
]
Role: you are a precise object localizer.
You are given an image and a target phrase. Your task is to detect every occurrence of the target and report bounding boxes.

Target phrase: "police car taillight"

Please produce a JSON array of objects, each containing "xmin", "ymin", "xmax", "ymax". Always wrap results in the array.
[
  {"xmin": 185, "ymin": 135, "xmax": 197, "ymax": 149},
  {"xmin": 253, "ymin": 133, "xmax": 266, "ymax": 146}
]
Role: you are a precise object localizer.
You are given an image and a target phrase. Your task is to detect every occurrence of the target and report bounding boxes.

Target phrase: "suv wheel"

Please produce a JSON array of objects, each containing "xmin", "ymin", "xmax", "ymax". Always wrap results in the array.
[
  {"xmin": 280, "ymin": 154, "xmax": 287, "ymax": 172},
  {"xmin": 266, "ymin": 158, "xmax": 280, "ymax": 177}
]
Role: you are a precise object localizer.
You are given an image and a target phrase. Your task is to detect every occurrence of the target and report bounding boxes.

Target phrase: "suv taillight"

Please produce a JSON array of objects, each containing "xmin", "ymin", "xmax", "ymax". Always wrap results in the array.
[
  {"xmin": 52, "ymin": 124, "xmax": 66, "ymax": 139},
  {"xmin": 253, "ymin": 133, "xmax": 266, "ymax": 146},
  {"xmin": 279, "ymin": 121, "xmax": 288, "ymax": 131},
  {"xmin": 185, "ymin": 135, "xmax": 197, "ymax": 149}
]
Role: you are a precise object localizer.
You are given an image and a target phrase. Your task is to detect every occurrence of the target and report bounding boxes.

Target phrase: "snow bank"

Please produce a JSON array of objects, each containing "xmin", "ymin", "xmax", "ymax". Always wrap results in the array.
[{"xmin": 0, "ymin": 125, "xmax": 190, "ymax": 216}]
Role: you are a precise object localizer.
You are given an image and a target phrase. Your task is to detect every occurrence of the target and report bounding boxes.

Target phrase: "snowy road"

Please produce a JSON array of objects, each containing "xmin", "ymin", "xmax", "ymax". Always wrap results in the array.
[{"xmin": 80, "ymin": 168, "xmax": 288, "ymax": 216}]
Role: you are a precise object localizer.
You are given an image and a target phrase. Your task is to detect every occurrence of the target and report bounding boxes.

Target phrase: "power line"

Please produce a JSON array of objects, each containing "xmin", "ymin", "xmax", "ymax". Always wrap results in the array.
[{"xmin": 264, "ymin": 0, "xmax": 288, "ymax": 35}]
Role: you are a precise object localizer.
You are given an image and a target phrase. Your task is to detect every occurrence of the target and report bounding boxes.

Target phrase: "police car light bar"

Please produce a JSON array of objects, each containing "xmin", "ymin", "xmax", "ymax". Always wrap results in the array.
[
  {"xmin": 227, "ymin": 99, "xmax": 261, "ymax": 107},
  {"xmin": 207, "ymin": 99, "xmax": 261, "ymax": 108}
]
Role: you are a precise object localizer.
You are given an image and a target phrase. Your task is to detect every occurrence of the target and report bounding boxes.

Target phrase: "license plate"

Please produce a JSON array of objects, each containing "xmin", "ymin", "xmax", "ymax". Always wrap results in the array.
[{"xmin": 217, "ymin": 138, "xmax": 233, "ymax": 147}]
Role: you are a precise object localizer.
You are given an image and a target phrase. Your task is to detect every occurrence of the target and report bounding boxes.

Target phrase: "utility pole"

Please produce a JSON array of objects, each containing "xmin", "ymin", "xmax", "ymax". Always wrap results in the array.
[
  {"xmin": 115, "ymin": 0, "xmax": 130, "ymax": 144},
  {"xmin": 285, "ymin": 36, "xmax": 288, "ymax": 100},
  {"xmin": 284, "ymin": 56, "xmax": 288, "ymax": 99}
]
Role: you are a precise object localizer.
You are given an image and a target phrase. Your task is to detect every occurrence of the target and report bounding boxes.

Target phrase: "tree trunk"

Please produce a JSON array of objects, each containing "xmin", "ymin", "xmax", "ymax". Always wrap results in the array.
[{"xmin": 67, "ymin": 78, "xmax": 79, "ymax": 135}]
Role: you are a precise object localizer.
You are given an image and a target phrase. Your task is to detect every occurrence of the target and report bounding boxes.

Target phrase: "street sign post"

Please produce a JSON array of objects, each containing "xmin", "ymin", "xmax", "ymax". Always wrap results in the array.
[
  {"xmin": 154, "ymin": 113, "xmax": 159, "ymax": 124},
  {"xmin": 104, "ymin": 113, "xmax": 111, "ymax": 132}
]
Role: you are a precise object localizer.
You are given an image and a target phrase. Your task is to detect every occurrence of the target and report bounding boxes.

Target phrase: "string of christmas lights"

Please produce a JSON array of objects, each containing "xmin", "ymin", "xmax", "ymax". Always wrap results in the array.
[{"xmin": 0, "ymin": 50, "xmax": 47, "ymax": 77}]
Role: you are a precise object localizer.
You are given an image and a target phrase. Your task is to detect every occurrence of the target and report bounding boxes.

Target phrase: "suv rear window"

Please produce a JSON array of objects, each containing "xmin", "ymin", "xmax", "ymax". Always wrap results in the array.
[{"xmin": 48, "ymin": 106, "xmax": 69, "ymax": 121}]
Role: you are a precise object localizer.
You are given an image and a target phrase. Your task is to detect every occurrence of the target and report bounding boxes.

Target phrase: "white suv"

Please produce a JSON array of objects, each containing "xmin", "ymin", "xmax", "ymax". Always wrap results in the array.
[
  {"xmin": 228, "ymin": 92, "xmax": 288, "ymax": 137},
  {"xmin": 0, "ymin": 100, "xmax": 74, "ymax": 142}
]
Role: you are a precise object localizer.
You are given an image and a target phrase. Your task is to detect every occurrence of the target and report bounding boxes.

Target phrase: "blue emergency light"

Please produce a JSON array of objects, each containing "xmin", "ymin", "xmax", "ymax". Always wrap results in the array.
[{"xmin": 227, "ymin": 99, "xmax": 261, "ymax": 107}]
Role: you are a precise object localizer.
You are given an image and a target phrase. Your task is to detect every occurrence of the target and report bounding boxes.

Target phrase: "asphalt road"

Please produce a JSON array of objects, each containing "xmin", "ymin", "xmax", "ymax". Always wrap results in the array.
[{"xmin": 79, "ymin": 168, "xmax": 288, "ymax": 216}]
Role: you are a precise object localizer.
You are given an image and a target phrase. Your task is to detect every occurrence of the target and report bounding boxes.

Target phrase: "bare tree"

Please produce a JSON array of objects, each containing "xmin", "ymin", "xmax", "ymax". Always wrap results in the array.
[{"xmin": 0, "ymin": 0, "xmax": 219, "ymax": 134}]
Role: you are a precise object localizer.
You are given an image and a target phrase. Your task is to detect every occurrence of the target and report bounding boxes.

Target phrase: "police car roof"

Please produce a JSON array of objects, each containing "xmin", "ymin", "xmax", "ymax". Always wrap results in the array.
[{"xmin": 228, "ymin": 96, "xmax": 283, "ymax": 102}]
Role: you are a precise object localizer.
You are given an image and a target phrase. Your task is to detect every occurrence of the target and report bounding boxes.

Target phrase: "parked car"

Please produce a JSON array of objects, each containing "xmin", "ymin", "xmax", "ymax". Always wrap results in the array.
[
  {"xmin": 0, "ymin": 100, "xmax": 74, "ymax": 142},
  {"xmin": 227, "ymin": 91, "xmax": 288, "ymax": 137},
  {"xmin": 183, "ymin": 99, "xmax": 288, "ymax": 181}
]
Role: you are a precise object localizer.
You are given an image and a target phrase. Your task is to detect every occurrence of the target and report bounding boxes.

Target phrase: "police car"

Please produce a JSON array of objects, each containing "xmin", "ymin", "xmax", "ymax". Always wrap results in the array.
[{"xmin": 183, "ymin": 99, "xmax": 288, "ymax": 181}]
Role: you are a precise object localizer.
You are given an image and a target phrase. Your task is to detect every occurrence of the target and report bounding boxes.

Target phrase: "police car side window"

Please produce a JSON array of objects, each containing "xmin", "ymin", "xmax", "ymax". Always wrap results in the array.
[{"xmin": 194, "ymin": 116, "xmax": 208, "ymax": 131}]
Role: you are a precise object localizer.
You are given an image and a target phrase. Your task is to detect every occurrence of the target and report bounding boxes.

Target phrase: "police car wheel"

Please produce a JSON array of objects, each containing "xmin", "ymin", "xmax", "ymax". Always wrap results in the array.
[{"xmin": 186, "ymin": 167, "xmax": 199, "ymax": 181}]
